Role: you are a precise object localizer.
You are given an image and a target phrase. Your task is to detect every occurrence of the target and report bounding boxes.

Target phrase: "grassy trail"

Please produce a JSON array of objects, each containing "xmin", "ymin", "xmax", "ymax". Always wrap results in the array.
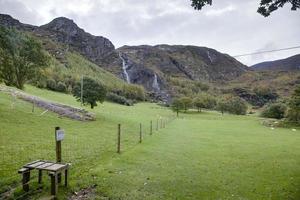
[{"xmin": 95, "ymin": 113, "xmax": 300, "ymax": 200}]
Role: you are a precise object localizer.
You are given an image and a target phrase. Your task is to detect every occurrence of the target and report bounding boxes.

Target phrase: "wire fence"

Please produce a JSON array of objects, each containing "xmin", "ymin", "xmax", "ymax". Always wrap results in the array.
[{"xmin": 0, "ymin": 96, "xmax": 177, "ymax": 199}]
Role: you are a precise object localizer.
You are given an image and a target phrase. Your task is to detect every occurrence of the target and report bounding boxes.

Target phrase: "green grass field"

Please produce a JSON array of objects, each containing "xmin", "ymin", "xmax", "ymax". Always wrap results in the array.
[{"xmin": 0, "ymin": 85, "xmax": 299, "ymax": 199}]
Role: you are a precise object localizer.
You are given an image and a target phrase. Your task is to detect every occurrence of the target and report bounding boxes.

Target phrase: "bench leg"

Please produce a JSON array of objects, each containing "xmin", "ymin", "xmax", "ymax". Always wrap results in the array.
[
  {"xmin": 65, "ymin": 169, "xmax": 68, "ymax": 187},
  {"xmin": 38, "ymin": 170, "xmax": 42, "ymax": 184},
  {"xmin": 22, "ymin": 170, "xmax": 30, "ymax": 192},
  {"xmin": 58, "ymin": 172, "xmax": 61, "ymax": 184},
  {"xmin": 50, "ymin": 174, "xmax": 58, "ymax": 196}
]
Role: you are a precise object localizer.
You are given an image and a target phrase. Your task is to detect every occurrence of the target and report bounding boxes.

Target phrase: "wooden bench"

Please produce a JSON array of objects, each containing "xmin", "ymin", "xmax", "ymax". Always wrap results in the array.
[{"xmin": 18, "ymin": 160, "xmax": 69, "ymax": 196}]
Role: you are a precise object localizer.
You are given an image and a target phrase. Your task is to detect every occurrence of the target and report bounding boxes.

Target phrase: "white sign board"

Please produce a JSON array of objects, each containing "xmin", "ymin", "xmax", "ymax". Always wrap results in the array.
[{"xmin": 56, "ymin": 130, "xmax": 65, "ymax": 141}]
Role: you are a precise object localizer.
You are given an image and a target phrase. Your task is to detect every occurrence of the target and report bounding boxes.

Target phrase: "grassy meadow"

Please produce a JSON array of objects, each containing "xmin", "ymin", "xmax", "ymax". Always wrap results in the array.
[{"xmin": 0, "ymin": 85, "xmax": 299, "ymax": 199}]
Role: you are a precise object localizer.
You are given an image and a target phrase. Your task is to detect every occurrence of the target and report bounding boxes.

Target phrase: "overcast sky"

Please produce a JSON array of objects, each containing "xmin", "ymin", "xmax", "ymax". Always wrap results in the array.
[{"xmin": 0, "ymin": 0, "xmax": 299, "ymax": 65}]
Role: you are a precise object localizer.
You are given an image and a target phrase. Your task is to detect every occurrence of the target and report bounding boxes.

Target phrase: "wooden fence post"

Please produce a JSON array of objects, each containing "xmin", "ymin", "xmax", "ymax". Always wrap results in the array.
[
  {"xmin": 150, "ymin": 120, "xmax": 153, "ymax": 135},
  {"xmin": 156, "ymin": 119, "xmax": 159, "ymax": 131},
  {"xmin": 117, "ymin": 124, "xmax": 121, "ymax": 153},
  {"xmin": 139, "ymin": 123, "xmax": 142, "ymax": 143},
  {"xmin": 55, "ymin": 127, "xmax": 62, "ymax": 183}
]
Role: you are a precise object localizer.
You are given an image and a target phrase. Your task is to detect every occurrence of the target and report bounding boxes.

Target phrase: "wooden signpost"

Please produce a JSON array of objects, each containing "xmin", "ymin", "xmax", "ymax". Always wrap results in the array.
[{"xmin": 55, "ymin": 127, "xmax": 64, "ymax": 183}]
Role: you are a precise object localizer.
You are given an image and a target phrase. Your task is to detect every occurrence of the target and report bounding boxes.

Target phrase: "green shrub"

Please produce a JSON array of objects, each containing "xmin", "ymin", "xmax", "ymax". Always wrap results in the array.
[
  {"xmin": 56, "ymin": 81, "xmax": 67, "ymax": 93},
  {"xmin": 122, "ymin": 84, "xmax": 146, "ymax": 101},
  {"xmin": 46, "ymin": 78, "xmax": 56, "ymax": 90},
  {"xmin": 261, "ymin": 103, "xmax": 287, "ymax": 119},
  {"xmin": 217, "ymin": 95, "xmax": 248, "ymax": 115},
  {"xmin": 287, "ymin": 86, "xmax": 300, "ymax": 123},
  {"xmin": 179, "ymin": 97, "xmax": 193, "ymax": 112},
  {"xmin": 106, "ymin": 93, "xmax": 133, "ymax": 106}
]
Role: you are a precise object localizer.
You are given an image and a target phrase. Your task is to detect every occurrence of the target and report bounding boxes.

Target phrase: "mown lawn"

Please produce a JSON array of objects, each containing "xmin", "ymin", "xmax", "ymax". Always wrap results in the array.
[{"xmin": 0, "ymin": 85, "xmax": 299, "ymax": 199}]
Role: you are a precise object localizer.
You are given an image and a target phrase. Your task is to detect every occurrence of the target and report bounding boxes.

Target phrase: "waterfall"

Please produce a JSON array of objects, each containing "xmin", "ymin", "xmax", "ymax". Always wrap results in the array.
[
  {"xmin": 119, "ymin": 53, "xmax": 130, "ymax": 83},
  {"xmin": 152, "ymin": 74, "xmax": 160, "ymax": 91},
  {"xmin": 207, "ymin": 50, "xmax": 213, "ymax": 63}
]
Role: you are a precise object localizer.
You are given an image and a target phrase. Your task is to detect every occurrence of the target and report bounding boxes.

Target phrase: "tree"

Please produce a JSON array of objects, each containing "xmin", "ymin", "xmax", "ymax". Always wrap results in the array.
[
  {"xmin": 216, "ymin": 95, "xmax": 248, "ymax": 115},
  {"xmin": 227, "ymin": 96, "xmax": 248, "ymax": 115},
  {"xmin": 190, "ymin": 0, "xmax": 300, "ymax": 17},
  {"xmin": 194, "ymin": 97, "xmax": 205, "ymax": 112},
  {"xmin": 179, "ymin": 97, "xmax": 193, "ymax": 112},
  {"xmin": 216, "ymin": 98, "xmax": 227, "ymax": 115},
  {"xmin": 72, "ymin": 77, "xmax": 107, "ymax": 109},
  {"xmin": 261, "ymin": 103, "xmax": 287, "ymax": 119},
  {"xmin": 201, "ymin": 94, "xmax": 217, "ymax": 109},
  {"xmin": 0, "ymin": 27, "xmax": 49, "ymax": 89},
  {"xmin": 287, "ymin": 86, "xmax": 300, "ymax": 123},
  {"xmin": 171, "ymin": 98, "xmax": 184, "ymax": 117}
]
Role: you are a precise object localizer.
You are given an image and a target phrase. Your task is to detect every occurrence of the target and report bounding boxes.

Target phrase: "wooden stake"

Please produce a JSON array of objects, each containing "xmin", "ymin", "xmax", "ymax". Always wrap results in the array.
[
  {"xmin": 117, "ymin": 124, "xmax": 121, "ymax": 153},
  {"xmin": 139, "ymin": 123, "xmax": 142, "ymax": 143},
  {"xmin": 150, "ymin": 120, "xmax": 153, "ymax": 135},
  {"xmin": 55, "ymin": 127, "xmax": 62, "ymax": 183}
]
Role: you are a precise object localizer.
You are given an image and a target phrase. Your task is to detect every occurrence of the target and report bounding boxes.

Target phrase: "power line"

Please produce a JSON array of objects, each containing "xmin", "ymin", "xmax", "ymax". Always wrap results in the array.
[{"xmin": 233, "ymin": 45, "xmax": 300, "ymax": 58}]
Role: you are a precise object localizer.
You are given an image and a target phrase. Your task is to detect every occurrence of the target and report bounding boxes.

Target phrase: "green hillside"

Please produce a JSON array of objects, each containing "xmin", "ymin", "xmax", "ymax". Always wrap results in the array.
[
  {"xmin": 59, "ymin": 51, "xmax": 125, "ymax": 89},
  {"xmin": 0, "ymin": 86, "xmax": 299, "ymax": 199}
]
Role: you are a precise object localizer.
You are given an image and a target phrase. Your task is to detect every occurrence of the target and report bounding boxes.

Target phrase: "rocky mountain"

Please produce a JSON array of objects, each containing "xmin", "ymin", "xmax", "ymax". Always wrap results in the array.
[
  {"xmin": 102, "ymin": 45, "xmax": 248, "ymax": 94},
  {"xmin": 40, "ymin": 17, "xmax": 115, "ymax": 64},
  {"xmin": 251, "ymin": 54, "xmax": 300, "ymax": 71},
  {"xmin": 0, "ymin": 14, "xmax": 115, "ymax": 64},
  {"xmin": 0, "ymin": 14, "xmax": 249, "ymax": 100}
]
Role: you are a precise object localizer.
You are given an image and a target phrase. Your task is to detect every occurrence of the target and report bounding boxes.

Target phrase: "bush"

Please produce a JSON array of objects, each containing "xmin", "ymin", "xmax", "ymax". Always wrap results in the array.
[
  {"xmin": 201, "ymin": 94, "xmax": 217, "ymax": 109},
  {"xmin": 46, "ymin": 78, "xmax": 56, "ymax": 90},
  {"xmin": 254, "ymin": 86, "xmax": 278, "ymax": 104},
  {"xmin": 217, "ymin": 95, "xmax": 248, "ymax": 115},
  {"xmin": 56, "ymin": 81, "xmax": 67, "ymax": 93},
  {"xmin": 121, "ymin": 84, "xmax": 146, "ymax": 101},
  {"xmin": 287, "ymin": 86, "xmax": 300, "ymax": 123},
  {"xmin": 106, "ymin": 93, "xmax": 133, "ymax": 106},
  {"xmin": 179, "ymin": 96, "xmax": 193, "ymax": 112},
  {"xmin": 227, "ymin": 97, "xmax": 248, "ymax": 115},
  {"xmin": 261, "ymin": 103, "xmax": 287, "ymax": 119}
]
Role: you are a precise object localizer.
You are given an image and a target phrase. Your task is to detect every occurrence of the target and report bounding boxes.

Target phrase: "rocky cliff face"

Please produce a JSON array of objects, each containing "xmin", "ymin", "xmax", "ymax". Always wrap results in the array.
[
  {"xmin": 102, "ymin": 45, "xmax": 248, "ymax": 97},
  {"xmin": 0, "ymin": 14, "xmax": 115, "ymax": 63},
  {"xmin": 40, "ymin": 17, "xmax": 115, "ymax": 64}
]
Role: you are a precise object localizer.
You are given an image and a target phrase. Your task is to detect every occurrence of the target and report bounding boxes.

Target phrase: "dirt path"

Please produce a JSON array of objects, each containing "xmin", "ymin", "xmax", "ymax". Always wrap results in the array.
[{"xmin": 0, "ymin": 86, "xmax": 95, "ymax": 121}]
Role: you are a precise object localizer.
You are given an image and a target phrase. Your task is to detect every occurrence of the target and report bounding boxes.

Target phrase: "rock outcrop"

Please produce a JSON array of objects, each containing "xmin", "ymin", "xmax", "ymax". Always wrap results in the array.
[
  {"xmin": 40, "ymin": 17, "xmax": 115, "ymax": 63},
  {"xmin": 102, "ymin": 45, "xmax": 248, "ymax": 99}
]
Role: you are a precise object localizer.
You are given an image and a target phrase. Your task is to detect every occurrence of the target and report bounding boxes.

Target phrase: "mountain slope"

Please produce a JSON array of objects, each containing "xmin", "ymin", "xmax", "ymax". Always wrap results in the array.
[
  {"xmin": 1, "ymin": 14, "xmax": 250, "ymax": 101},
  {"xmin": 0, "ymin": 14, "xmax": 127, "ymax": 91},
  {"xmin": 0, "ymin": 14, "xmax": 247, "ymax": 93},
  {"xmin": 102, "ymin": 45, "xmax": 248, "ymax": 98},
  {"xmin": 251, "ymin": 54, "xmax": 300, "ymax": 71}
]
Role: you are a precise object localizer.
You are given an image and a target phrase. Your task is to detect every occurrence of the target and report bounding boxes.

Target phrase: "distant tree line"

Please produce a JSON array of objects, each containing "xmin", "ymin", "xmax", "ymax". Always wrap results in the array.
[{"xmin": 171, "ymin": 94, "xmax": 248, "ymax": 116}]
